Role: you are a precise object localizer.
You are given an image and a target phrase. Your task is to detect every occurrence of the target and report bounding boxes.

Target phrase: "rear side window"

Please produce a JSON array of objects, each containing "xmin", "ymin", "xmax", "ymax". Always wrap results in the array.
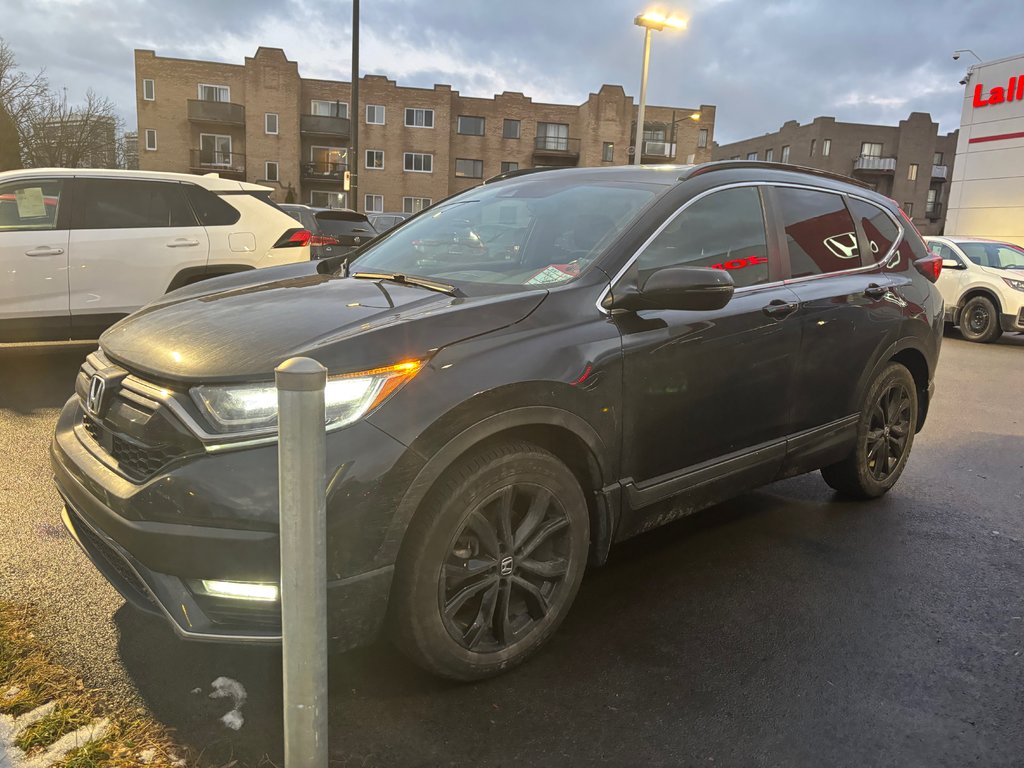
[
  {"xmin": 774, "ymin": 187, "xmax": 859, "ymax": 278},
  {"xmin": 74, "ymin": 180, "xmax": 197, "ymax": 229},
  {"xmin": 183, "ymin": 184, "xmax": 241, "ymax": 226},
  {"xmin": 637, "ymin": 186, "xmax": 770, "ymax": 289},
  {"xmin": 847, "ymin": 198, "xmax": 899, "ymax": 262},
  {"xmin": 0, "ymin": 179, "xmax": 65, "ymax": 231}
]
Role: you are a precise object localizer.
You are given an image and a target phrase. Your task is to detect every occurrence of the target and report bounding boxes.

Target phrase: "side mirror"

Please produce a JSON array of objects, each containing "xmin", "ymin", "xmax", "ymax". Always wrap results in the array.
[
  {"xmin": 604, "ymin": 266, "xmax": 735, "ymax": 312},
  {"xmin": 941, "ymin": 258, "xmax": 962, "ymax": 270}
]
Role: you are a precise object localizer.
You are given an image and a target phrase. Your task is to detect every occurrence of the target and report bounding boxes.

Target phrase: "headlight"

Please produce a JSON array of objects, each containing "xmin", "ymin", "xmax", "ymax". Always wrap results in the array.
[
  {"xmin": 191, "ymin": 360, "xmax": 423, "ymax": 434},
  {"xmin": 1002, "ymin": 276, "xmax": 1024, "ymax": 292}
]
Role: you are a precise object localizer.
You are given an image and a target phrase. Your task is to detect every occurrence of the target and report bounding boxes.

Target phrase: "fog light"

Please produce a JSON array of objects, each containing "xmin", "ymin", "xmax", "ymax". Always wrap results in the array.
[{"xmin": 201, "ymin": 580, "xmax": 279, "ymax": 601}]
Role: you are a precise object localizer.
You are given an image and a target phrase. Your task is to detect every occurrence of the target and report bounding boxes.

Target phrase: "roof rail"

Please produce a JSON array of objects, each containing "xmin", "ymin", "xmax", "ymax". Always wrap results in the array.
[
  {"xmin": 682, "ymin": 160, "xmax": 871, "ymax": 189},
  {"xmin": 482, "ymin": 166, "xmax": 564, "ymax": 185}
]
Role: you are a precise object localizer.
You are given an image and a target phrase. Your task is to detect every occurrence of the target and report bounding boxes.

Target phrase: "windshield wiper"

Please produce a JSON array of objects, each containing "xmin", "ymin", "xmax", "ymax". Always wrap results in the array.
[{"xmin": 351, "ymin": 271, "xmax": 463, "ymax": 296}]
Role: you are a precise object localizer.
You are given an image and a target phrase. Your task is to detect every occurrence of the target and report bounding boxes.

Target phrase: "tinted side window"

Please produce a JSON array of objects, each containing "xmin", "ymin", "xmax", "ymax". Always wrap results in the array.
[
  {"xmin": 0, "ymin": 179, "xmax": 65, "ymax": 231},
  {"xmin": 774, "ymin": 187, "xmax": 859, "ymax": 278},
  {"xmin": 75, "ymin": 180, "xmax": 197, "ymax": 229},
  {"xmin": 847, "ymin": 198, "xmax": 899, "ymax": 262},
  {"xmin": 183, "ymin": 185, "xmax": 241, "ymax": 226},
  {"xmin": 637, "ymin": 186, "xmax": 769, "ymax": 289}
]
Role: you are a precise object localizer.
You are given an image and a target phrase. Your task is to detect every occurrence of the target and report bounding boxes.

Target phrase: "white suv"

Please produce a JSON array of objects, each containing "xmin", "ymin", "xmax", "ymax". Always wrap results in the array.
[
  {"xmin": 925, "ymin": 236, "xmax": 1024, "ymax": 343},
  {"xmin": 0, "ymin": 169, "xmax": 310, "ymax": 343}
]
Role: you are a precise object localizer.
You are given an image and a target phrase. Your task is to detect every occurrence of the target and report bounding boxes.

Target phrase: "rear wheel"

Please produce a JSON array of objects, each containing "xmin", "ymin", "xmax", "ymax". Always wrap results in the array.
[
  {"xmin": 389, "ymin": 440, "xmax": 589, "ymax": 681},
  {"xmin": 821, "ymin": 362, "xmax": 918, "ymax": 499},
  {"xmin": 959, "ymin": 295, "xmax": 1002, "ymax": 343}
]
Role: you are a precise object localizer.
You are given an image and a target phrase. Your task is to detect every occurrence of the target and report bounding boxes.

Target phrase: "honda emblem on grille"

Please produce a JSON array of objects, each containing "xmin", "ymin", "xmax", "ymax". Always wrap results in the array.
[{"xmin": 86, "ymin": 375, "xmax": 106, "ymax": 416}]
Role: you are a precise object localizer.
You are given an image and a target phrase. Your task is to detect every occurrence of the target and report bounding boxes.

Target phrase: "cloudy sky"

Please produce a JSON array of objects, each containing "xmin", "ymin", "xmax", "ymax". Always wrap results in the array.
[{"xmin": 3, "ymin": 0, "xmax": 1022, "ymax": 143}]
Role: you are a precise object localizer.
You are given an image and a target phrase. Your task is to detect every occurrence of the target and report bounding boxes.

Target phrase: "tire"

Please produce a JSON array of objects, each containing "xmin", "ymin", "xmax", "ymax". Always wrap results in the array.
[
  {"xmin": 389, "ymin": 440, "xmax": 590, "ymax": 681},
  {"xmin": 821, "ymin": 362, "xmax": 918, "ymax": 499},
  {"xmin": 959, "ymin": 295, "xmax": 1002, "ymax": 343}
]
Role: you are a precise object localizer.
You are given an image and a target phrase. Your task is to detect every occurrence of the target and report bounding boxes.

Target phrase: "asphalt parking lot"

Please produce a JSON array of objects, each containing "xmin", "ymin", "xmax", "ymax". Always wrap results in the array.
[{"xmin": 1, "ymin": 330, "xmax": 1022, "ymax": 767}]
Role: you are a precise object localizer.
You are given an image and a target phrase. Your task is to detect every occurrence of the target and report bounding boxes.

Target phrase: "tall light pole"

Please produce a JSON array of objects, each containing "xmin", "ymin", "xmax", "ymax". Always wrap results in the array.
[
  {"xmin": 350, "ymin": 0, "xmax": 359, "ymax": 210},
  {"xmin": 633, "ymin": 11, "xmax": 687, "ymax": 166}
]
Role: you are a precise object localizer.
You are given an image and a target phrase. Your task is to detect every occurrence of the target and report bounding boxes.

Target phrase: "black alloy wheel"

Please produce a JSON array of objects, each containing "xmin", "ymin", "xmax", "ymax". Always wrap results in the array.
[
  {"xmin": 959, "ymin": 295, "xmax": 1002, "ymax": 343},
  {"xmin": 389, "ymin": 440, "xmax": 589, "ymax": 681},
  {"xmin": 441, "ymin": 484, "xmax": 571, "ymax": 652},
  {"xmin": 821, "ymin": 362, "xmax": 918, "ymax": 499}
]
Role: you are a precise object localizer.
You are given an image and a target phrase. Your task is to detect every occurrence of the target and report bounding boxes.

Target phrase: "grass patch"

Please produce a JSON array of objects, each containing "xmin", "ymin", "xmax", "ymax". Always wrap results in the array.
[{"xmin": 1, "ymin": 600, "xmax": 188, "ymax": 767}]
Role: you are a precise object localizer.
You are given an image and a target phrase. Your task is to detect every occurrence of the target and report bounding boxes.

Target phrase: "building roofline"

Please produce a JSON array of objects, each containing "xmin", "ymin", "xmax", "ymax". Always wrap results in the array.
[
  {"xmin": 715, "ymin": 112, "xmax": 946, "ymax": 150},
  {"xmin": 134, "ymin": 48, "xmax": 245, "ymax": 70}
]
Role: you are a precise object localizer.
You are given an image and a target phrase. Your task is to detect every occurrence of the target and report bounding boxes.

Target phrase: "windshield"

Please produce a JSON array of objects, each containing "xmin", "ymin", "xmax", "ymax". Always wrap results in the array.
[
  {"xmin": 958, "ymin": 242, "xmax": 1024, "ymax": 270},
  {"xmin": 349, "ymin": 176, "xmax": 660, "ymax": 286}
]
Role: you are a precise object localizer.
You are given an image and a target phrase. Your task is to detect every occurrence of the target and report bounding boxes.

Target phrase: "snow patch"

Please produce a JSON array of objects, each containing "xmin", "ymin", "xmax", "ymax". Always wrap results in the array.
[
  {"xmin": 208, "ymin": 676, "xmax": 247, "ymax": 731},
  {"xmin": 0, "ymin": 705, "xmax": 108, "ymax": 768}
]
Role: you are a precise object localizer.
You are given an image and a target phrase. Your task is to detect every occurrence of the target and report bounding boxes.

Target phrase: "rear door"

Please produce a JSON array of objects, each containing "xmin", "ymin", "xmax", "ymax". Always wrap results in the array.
[
  {"xmin": 69, "ymin": 178, "xmax": 209, "ymax": 336},
  {"xmin": 772, "ymin": 186, "xmax": 904, "ymax": 432},
  {"xmin": 928, "ymin": 239, "xmax": 967, "ymax": 313},
  {"xmin": 0, "ymin": 176, "xmax": 72, "ymax": 341}
]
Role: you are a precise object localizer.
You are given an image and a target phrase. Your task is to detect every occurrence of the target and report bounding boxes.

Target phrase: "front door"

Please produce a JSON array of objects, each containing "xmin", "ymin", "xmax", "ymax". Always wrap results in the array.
[
  {"xmin": 0, "ymin": 177, "xmax": 71, "ymax": 341},
  {"xmin": 617, "ymin": 185, "xmax": 801, "ymax": 488}
]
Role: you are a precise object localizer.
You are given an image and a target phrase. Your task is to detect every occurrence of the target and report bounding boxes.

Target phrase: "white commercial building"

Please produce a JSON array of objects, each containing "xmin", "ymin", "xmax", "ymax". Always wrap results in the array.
[{"xmin": 946, "ymin": 52, "xmax": 1024, "ymax": 247}]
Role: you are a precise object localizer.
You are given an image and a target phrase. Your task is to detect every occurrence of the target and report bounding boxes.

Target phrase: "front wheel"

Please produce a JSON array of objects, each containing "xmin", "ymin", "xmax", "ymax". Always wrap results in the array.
[
  {"xmin": 389, "ymin": 440, "xmax": 590, "ymax": 681},
  {"xmin": 821, "ymin": 362, "xmax": 918, "ymax": 499},
  {"xmin": 959, "ymin": 295, "xmax": 1002, "ymax": 343}
]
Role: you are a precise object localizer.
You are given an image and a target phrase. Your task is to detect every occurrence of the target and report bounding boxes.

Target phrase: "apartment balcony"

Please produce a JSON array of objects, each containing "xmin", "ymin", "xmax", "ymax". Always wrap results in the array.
[
  {"xmin": 925, "ymin": 201, "xmax": 943, "ymax": 221},
  {"xmin": 853, "ymin": 155, "xmax": 897, "ymax": 173},
  {"xmin": 187, "ymin": 99, "xmax": 245, "ymax": 126},
  {"xmin": 189, "ymin": 149, "xmax": 245, "ymax": 180},
  {"xmin": 301, "ymin": 161, "xmax": 347, "ymax": 183},
  {"xmin": 640, "ymin": 140, "xmax": 678, "ymax": 163},
  {"xmin": 300, "ymin": 114, "xmax": 352, "ymax": 139},
  {"xmin": 932, "ymin": 164, "xmax": 949, "ymax": 181},
  {"xmin": 532, "ymin": 136, "xmax": 581, "ymax": 166}
]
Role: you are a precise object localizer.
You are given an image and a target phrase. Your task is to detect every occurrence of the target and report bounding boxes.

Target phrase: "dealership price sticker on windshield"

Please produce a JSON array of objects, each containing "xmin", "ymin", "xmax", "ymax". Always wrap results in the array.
[
  {"xmin": 526, "ymin": 264, "xmax": 580, "ymax": 285},
  {"xmin": 15, "ymin": 187, "xmax": 47, "ymax": 219}
]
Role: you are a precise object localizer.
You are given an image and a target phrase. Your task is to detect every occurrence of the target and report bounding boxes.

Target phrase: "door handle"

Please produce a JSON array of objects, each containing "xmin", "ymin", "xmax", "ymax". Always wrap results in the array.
[
  {"xmin": 24, "ymin": 247, "xmax": 64, "ymax": 257},
  {"xmin": 864, "ymin": 283, "xmax": 888, "ymax": 299},
  {"xmin": 762, "ymin": 299, "xmax": 798, "ymax": 319},
  {"xmin": 166, "ymin": 238, "xmax": 200, "ymax": 248}
]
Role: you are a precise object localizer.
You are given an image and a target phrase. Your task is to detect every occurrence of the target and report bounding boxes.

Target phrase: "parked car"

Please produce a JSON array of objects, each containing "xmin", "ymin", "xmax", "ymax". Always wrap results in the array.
[
  {"xmin": 52, "ymin": 162, "xmax": 943, "ymax": 681},
  {"xmin": 0, "ymin": 169, "xmax": 310, "ymax": 343},
  {"xmin": 367, "ymin": 211, "xmax": 412, "ymax": 233},
  {"xmin": 280, "ymin": 204, "xmax": 377, "ymax": 259},
  {"xmin": 924, "ymin": 235, "xmax": 1024, "ymax": 342}
]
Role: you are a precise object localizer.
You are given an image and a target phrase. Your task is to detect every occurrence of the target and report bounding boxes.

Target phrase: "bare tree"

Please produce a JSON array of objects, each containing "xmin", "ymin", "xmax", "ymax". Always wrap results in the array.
[
  {"xmin": 0, "ymin": 37, "xmax": 48, "ymax": 148},
  {"xmin": 22, "ymin": 88, "xmax": 123, "ymax": 168}
]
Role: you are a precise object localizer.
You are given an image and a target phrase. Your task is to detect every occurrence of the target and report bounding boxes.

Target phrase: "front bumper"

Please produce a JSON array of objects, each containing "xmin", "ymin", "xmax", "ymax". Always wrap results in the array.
[
  {"xmin": 51, "ymin": 394, "xmax": 416, "ymax": 648},
  {"xmin": 1000, "ymin": 307, "xmax": 1024, "ymax": 332}
]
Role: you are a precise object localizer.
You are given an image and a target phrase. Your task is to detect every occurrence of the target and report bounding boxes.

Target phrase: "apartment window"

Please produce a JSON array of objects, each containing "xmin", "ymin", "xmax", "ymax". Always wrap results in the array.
[
  {"xmin": 265, "ymin": 161, "xmax": 279, "ymax": 182},
  {"xmin": 503, "ymin": 119, "xmax": 521, "ymax": 139},
  {"xmin": 933, "ymin": 152, "xmax": 944, "ymax": 165},
  {"xmin": 365, "ymin": 194, "xmax": 384, "ymax": 213},
  {"xmin": 822, "ymin": 139, "xmax": 831, "ymax": 156},
  {"xmin": 455, "ymin": 158, "xmax": 483, "ymax": 178},
  {"xmin": 602, "ymin": 142, "xmax": 614, "ymax": 162},
  {"xmin": 144, "ymin": 129, "xmax": 157, "ymax": 151},
  {"xmin": 457, "ymin": 116, "xmax": 485, "ymax": 136},
  {"xmin": 908, "ymin": 163, "xmax": 918, "ymax": 181},
  {"xmin": 198, "ymin": 84, "xmax": 229, "ymax": 102},
  {"xmin": 765, "ymin": 148, "xmax": 774, "ymax": 162},
  {"xmin": 403, "ymin": 196, "xmax": 431, "ymax": 213},
  {"xmin": 311, "ymin": 100, "xmax": 347, "ymax": 118},
  {"xmin": 310, "ymin": 190, "xmax": 346, "ymax": 209},
  {"xmin": 365, "ymin": 149, "xmax": 384, "ymax": 170},
  {"xmin": 310, "ymin": 146, "xmax": 347, "ymax": 175},
  {"xmin": 903, "ymin": 202, "xmax": 914, "ymax": 216},
  {"xmin": 809, "ymin": 139, "xmax": 816, "ymax": 157},
  {"xmin": 142, "ymin": 78, "xmax": 155, "ymax": 101},
  {"xmin": 861, "ymin": 142, "xmax": 883, "ymax": 157},
  {"xmin": 199, "ymin": 134, "xmax": 232, "ymax": 166},
  {"xmin": 746, "ymin": 151, "xmax": 758, "ymax": 161},
  {"xmin": 404, "ymin": 152, "xmax": 433, "ymax": 172},
  {"xmin": 697, "ymin": 128, "xmax": 708, "ymax": 149},
  {"xmin": 500, "ymin": 161, "xmax": 519, "ymax": 173},
  {"xmin": 405, "ymin": 108, "xmax": 434, "ymax": 128},
  {"xmin": 537, "ymin": 122, "xmax": 570, "ymax": 151},
  {"xmin": 265, "ymin": 112, "xmax": 278, "ymax": 135},
  {"xmin": 781, "ymin": 145, "xmax": 790, "ymax": 163},
  {"xmin": 366, "ymin": 104, "xmax": 385, "ymax": 125}
]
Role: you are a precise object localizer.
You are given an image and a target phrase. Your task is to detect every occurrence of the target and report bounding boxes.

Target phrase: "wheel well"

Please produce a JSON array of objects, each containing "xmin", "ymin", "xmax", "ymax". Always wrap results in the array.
[
  {"xmin": 891, "ymin": 347, "xmax": 929, "ymax": 431},
  {"xmin": 957, "ymin": 288, "xmax": 1002, "ymax": 316}
]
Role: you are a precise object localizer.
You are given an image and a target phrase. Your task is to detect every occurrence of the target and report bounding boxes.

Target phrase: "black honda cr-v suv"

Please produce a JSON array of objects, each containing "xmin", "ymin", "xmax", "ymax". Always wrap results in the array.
[{"xmin": 52, "ymin": 162, "xmax": 943, "ymax": 680}]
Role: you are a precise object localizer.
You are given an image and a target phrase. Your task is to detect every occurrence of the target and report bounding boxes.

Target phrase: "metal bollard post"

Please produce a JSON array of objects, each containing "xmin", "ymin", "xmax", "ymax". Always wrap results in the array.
[{"xmin": 276, "ymin": 357, "xmax": 329, "ymax": 768}]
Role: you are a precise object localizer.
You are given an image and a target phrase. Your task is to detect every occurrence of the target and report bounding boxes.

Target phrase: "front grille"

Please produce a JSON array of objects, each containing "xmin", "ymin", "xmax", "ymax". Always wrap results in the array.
[
  {"xmin": 68, "ymin": 506, "xmax": 155, "ymax": 606},
  {"xmin": 81, "ymin": 414, "xmax": 184, "ymax": 482}
]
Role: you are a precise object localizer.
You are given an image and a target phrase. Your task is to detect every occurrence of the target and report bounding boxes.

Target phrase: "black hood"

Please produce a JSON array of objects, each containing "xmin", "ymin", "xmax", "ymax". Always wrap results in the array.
[{"xmin": 100, "ymin": 266, "xmax": 546, "ymax": 382}]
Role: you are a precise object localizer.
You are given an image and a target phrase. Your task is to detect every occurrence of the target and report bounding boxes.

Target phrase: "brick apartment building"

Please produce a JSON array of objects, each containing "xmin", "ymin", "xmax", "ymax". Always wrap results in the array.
[
  {"xmin": 713, "ymin": 113, "xmax": 958, "ymax": 235},
  {"xmin": 135, "ymin": 47, "xmax": 717, "ymax": 214}
]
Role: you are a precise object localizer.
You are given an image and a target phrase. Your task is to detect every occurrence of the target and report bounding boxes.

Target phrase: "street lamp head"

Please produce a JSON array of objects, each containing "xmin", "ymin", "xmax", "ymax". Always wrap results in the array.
[
  {"xmin": 690, "ymin": 112, "xmax": 701, "ymax": 121},
  {"xmin": 635, "ymin": 11, "xmax": 688, "ymax": 31}
]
